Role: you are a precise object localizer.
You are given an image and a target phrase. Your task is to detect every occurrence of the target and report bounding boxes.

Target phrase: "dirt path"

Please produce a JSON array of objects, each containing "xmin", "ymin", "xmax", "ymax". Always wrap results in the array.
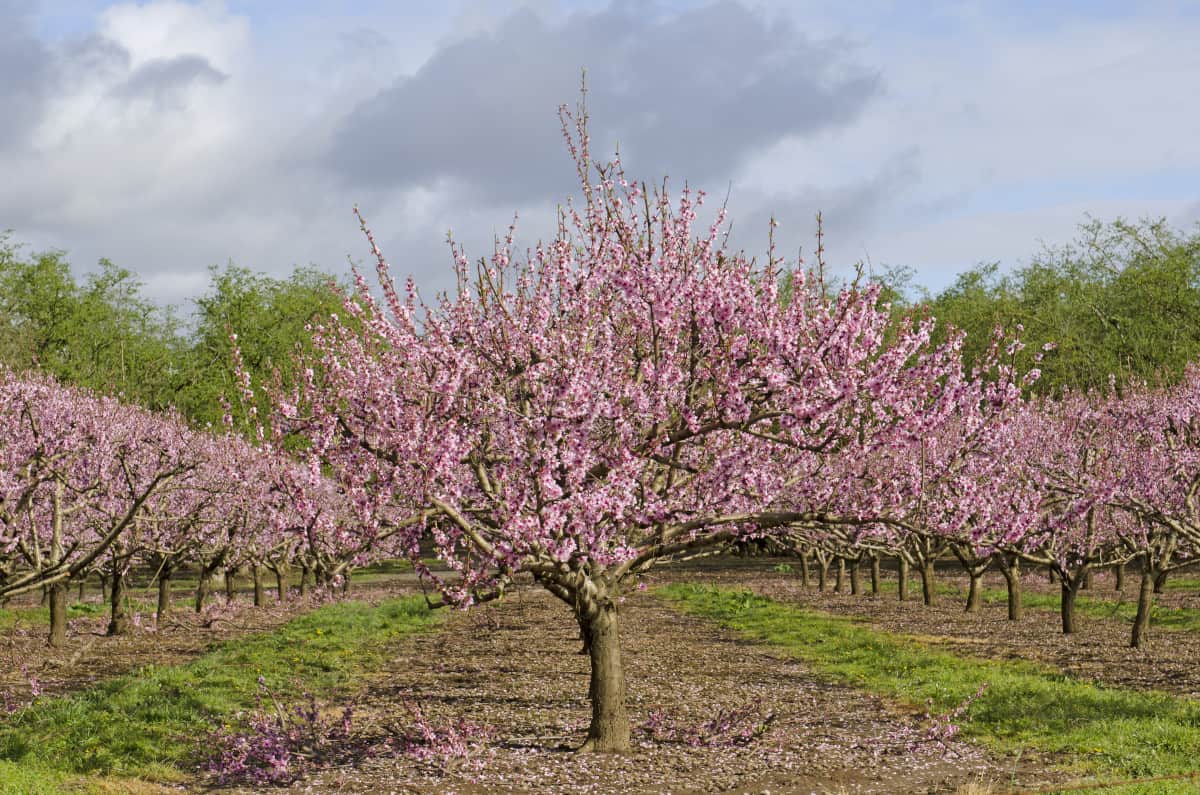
[{"xmin": 257, "ymin": 588, "xmax": 1063, "ymax": 795}]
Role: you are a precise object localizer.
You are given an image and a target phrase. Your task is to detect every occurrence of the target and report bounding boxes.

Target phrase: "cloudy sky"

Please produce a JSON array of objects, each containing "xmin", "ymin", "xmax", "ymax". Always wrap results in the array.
[{"xmin": 2, "ymin": 0, "xmax": 1198, "ymax": 307}]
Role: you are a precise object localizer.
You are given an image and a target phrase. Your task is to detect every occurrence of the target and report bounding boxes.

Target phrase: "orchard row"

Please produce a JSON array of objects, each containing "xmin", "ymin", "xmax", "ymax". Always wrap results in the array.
[{"xmin": 0, "ymin": 368, "xmax": 411, "ymax": 646}]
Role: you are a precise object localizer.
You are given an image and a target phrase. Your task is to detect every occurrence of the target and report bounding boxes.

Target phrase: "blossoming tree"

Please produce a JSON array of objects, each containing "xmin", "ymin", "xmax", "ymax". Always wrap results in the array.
[{"xmin": 279, "ymin": 110, "xmax": 1020, "ymax": 752}]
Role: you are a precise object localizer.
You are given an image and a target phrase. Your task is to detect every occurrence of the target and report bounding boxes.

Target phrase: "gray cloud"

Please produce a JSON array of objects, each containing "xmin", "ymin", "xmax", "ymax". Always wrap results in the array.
[
  {"xmin": 327, "ymin": 1, "xmax": 881, "ymax": 203},
  {"xmin": 0, "ymin": 0, "xmax": 53, "ymax": 149},
  {"xmin": 63, "ymin": 34, "xmax": 132, "ymax": 80},
  {"xmin": 111, "ymin": 54, "xmax": 227, "ymax": 109},
  {"xmin": 715, "ymin": 149, "xmax": 921, "ymax": 278}
]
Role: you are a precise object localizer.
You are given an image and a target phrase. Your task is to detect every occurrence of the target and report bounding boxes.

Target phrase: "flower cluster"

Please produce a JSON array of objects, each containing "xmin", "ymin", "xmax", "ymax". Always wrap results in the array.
[{"xmin": 203, "ymin": 679, "xmax": 353, "ymax": 786}]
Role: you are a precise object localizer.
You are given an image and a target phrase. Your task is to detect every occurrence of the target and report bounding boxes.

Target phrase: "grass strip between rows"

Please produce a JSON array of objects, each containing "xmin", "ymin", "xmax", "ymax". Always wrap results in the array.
[
  {"xmin": 659, "ymin": 583, "xmax": 1200, "ymax": 795},
  {"xmin": 0, "ymin": 595, "xmax": 439, "ymax": 793},
  {"xmin": 795, "ymin": 574, "xmax": 1200, "ymax": 635}
]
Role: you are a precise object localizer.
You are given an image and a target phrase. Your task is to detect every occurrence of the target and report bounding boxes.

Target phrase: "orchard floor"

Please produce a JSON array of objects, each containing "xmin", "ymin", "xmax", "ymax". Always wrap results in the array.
[
  {"xmin": 668, "ymin": 558, "xmax": 1200, "ymax": 700},
  {"xmin": 221, "ymin": 586, "xmax": 1066, "ymax": 795},
  {"xmin": 0, "ymin": 580, "xmax": 417, "ymax": 704},
  {"xmin": 7, "ymin": 559, "xmax": 1198, "ymax": 793}
]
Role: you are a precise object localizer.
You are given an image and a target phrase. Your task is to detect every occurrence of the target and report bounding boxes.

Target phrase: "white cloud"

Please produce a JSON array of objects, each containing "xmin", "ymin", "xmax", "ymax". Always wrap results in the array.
[{"xmin": 96, "ymin": 0, "xmax": 248, "ymax": 72}]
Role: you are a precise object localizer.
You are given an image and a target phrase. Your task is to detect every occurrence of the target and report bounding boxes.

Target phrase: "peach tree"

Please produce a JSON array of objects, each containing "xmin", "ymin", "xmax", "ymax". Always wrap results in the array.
[{"xmin": 277, "ymin": 110, "xmax": 1014, "ymax": 752}]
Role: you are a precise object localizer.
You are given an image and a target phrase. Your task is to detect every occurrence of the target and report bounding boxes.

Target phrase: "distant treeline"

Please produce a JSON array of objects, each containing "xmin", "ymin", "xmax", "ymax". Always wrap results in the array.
[
  {"xmin": 2, "ymin": 215, "xmax": 1198, "ymax": 424},
  {"xmin": 853, "ymin": 217, "xmax": 1200, "ymax": 395},
  {"xmin": 0, "ymin": 231, "xmax": 345, "ymax": 428}
]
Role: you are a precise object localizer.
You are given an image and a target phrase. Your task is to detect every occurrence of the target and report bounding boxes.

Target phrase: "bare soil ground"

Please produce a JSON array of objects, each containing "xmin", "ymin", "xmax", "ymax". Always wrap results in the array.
[
  {"xmin": 226, "ymin": 587, "xmax": 1066, "ymax": 795},
  {"xmin": 664, "ymin": 557, "xmax": 1200, "ymax": 699}
]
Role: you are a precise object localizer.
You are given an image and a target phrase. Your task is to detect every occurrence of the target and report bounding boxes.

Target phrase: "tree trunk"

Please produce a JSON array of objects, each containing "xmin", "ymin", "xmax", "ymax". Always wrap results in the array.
[
  {"xmin": 274, "ymin": 568, "xmax": 287, "ymax": 602},
  {"xmin": 919, "ymin": 561, "xmax": 935, "ymax": 606},
  {"xmin": 817, "ymin": 560, "xmax": 828, "ymax": 592},
  {"xmin": 1153, "ymin": 569, "xmax": 1168, "ymax": 594},
  {"xmin": 1081, "ymin": 568, "xmax": 1093, "ymax": 590},
  {"xmin": 965, "ymin": 572, "xmax": 983, "ymax": 613},
  {"xmin": 1047, "ymin": 566, "xmax": 1056, "ymax": 584},
  {"xmin": 1131, "ymin": 561, "xmax": 1156, "ymax": 649},
  {"xmin": 300, "ymin": 565, "xmax": 311, "ymax": 597},
  {"xmin": 834, "ymin": 557, "xmax": 846, "ymax": 593},
  {"xmin": 999, "ymin": 556, "xmax": 1023, "ymax": 621},
  {"xmin": 195, "ymin": 574, "xmax": 211, "ymax": 613},
  {"xmin": 799, "ymin": 552, "xmax": 810, "ymax": 590},
  {"xmin": 107, "ymin": 572, "xmax": 130, "ymax": 636},
  {"xmin": 99, "ymin": 574, "xmax": 110, "ymax": 602},
  {"xmin": 578, "ymin": 605, "xmax": 630, "ymax": 753},
  {"xmin": 1114, "ymin": 562, "xmax": 1125, "ymax": 591},
  {"xmin": 157, "ymin": 574, "xmax": 172, "ymax": 624},
  {"xmin": 253, "ymin": 566, "xmax": 265, "ymax": 607},
  {"xmin": 1060, "ymin": 575, "xmax": 1083, "ymax": 635},
  {"xmin": 898, "ymin": 557, "xmax": 909, "ymax": 602},
  {"xmin": 849, "ymin": 559, "xmax": 861, "ymax": 595},
  {"xmin": 869, "ymin": 554, "xmax": 881, "ymax": 596},
  {"xmin": 224, "ymin": 569, "xmax": 237, "ymax": 601},
  {"xmin": 77, "ymin": 577, "xmax": 86, "ymax": 602},
  {"xmin": 48, "ymin": 581, "xmax": 68, "ymax": 647}
]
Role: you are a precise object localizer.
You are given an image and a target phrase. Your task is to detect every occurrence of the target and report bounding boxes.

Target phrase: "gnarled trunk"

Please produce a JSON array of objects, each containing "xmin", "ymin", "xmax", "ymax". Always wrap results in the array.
[
  {"xmin": 849, "ymin": 559, "xmax": 861, "ymax": 595},
  {"xmin": 1131, "ymin": 556, "xmax": 1156, "ymax": 649},
  {"xmin": 919, "ymin": 561, "xmax": 936, "ymax": 606},
  {"xmin": 834, "ymin": 557, "xmax": 846, "ymax": 593},
  {"xmin": 954, "ymin": 551, "xmax": 990, "ymax": 614},
  {"xmin": 107, "ymin": 571, "xmax": 130, "ymax": 636},
  {"xmin": 253, "ymin": 566, "xmax": 265, "ymax": 607},
  {"xmin": 195, "ymin": 574, "xmax": 211, "ymax": 612},
  {"xmin": 869, "ymin": 553, "xmax": 881, "ymax": 596},
  {"xmin": 48, "ymin": 582, "xmax": 68, "ymax": 647},
  {"xmin": 157, "ymin": 573, "xmax": 172, "ymax": 624},
  {"xmin": 998, "ymin": 555, "xmax": 1022, "ymax": 621},
  {"xmin": 1153, "ymin": 569, "xmax": 1168, "ymax": 594},
  {"xmin": 897, "ymin": 557, "xmax": 909, "ymax": 602},
  {"xmin": 1060, "ymin": 568, "xmax": 1086, "ymax": 635},
  {"xmin": 577, "ymin": 603, "xmax": 630, "ymax": 753},
  {"xmin": 965, "ymin": 571, "xmax": 983, "ymax": 613},
  {"xmin": 817, "ymin": 559, "xmax": 829, "ymax": 592},
  {"xmin": 799, "ymin": 551, "xmax": 811, "ymax": 589}
]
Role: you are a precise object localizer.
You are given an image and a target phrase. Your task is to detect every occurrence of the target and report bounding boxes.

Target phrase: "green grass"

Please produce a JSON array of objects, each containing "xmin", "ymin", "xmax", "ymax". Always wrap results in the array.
[
  {"xmin": 660, "ymin": 583, "xmax": 1200, "ymax": 794},
  {"xmin": 0, "ymin": 601, "xmax": 110, "ymax": 633},
  {"xmin": 841, "ymin": 576, "xmax": 1200, "ymax": 635},
  {"xmin": 977, "ymin": 588, "xmax": 1200, "ymax": 634},
  {"xmin": 0, "ymin": 596, "xmax": 438, "ymax": 791}
]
